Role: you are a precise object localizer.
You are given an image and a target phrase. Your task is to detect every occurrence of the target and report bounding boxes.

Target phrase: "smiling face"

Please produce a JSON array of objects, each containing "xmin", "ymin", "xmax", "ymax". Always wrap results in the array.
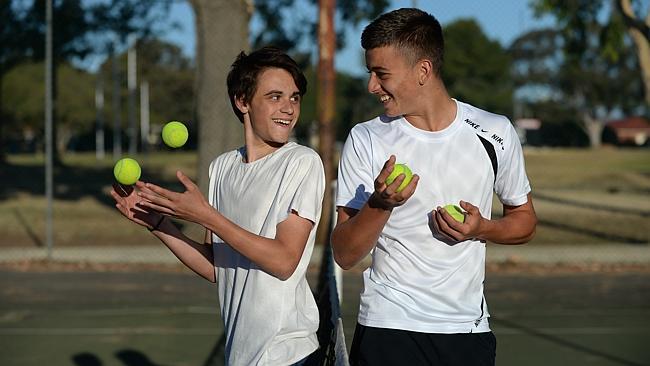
[
  {"xmin": 236, "ymin": 67, "xmax": 301, "ymax": 149},
  {"xmin": 365, "ymin": 46, "xmax": 422, "ymax": 117}
]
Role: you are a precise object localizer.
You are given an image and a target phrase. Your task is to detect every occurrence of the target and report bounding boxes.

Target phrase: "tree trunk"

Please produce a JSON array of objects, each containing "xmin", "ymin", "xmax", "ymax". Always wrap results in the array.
[
  {"xmin": 0, "ymin": 70, "xmax": 6, "ymax": 165},
  {"xmin": 316, "ymin": 0, "xmax": 336, "ymax": 246},
  {"xmin": 189, "ymin": 0, "xmax": 249, "ymax": 194},
  {"xmin": 618, "ymin": 0, "xmax": 650, "ymax": 106},
  {"xmin": 582, "ymin": 113, "xmax": 603, "ymax": 148}
]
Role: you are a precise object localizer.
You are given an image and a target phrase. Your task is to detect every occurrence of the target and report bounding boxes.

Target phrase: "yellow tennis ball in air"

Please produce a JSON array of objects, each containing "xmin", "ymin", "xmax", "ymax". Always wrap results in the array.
[
  {"xmin": 443, "ymin": 204, "xmax": 465, "ymax": 223},
  {"xmin": 385, "ymin": 163, "xmax": 413, "ymax": 192},
  {"xmin": 162, "ymin": 121, "xmax": 188, "ymax": 148},
  {"xmin": 113, "ymin": 158, "xmax": 141, "ymax": 185}
]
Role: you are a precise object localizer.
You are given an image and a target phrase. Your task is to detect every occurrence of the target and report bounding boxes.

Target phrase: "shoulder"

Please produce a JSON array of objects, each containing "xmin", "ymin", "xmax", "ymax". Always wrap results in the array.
[
  {"xmin": 457, "ymin": 100, "xmax": 516, "ymax": 151},
  {"xmin": 209, "ymin": 147, "xmax": 242, "ymax": 171},
  {"xmin": 281, "ymin": 143, "xmax": 324, "ymax": 170},
  {"xmin": 348, "ymin": 114, "xmax": 400, "ymax": 140}
]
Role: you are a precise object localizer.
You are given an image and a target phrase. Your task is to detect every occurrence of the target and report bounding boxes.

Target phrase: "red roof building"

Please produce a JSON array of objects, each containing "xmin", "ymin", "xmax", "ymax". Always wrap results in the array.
[{"xmin": 605, "ymin": 117, "xmax": 650, "ymax": 146}]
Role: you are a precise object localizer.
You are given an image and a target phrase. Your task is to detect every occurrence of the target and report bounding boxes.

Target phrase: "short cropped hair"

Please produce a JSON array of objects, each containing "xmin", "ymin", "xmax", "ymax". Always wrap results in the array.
[
  {"xmin": 227, "ymin": 47, "xmax": 307, "ymax": 123},
  {"xmin": 361, "ymin": 8, "xmax": 444, "ymax": 75}
]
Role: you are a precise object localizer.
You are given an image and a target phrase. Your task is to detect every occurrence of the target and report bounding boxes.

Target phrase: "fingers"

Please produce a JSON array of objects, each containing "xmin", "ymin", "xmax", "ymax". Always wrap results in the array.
[
  {"xmin": 177, "ymin": 170, "xmax": 198, "ymax": 191},
  {"xmin": 141, "ymin": 181, "xmax": 176, "ymax": 200},
  {"xmin": 433, "ymin": 208, "xmax": 463, "ymax": 241},
  {"xmin": 137, "ymin": 199, "xmax": 176, "ymax": 216},
  {"xmin": 460, "ymin": 200, "xmax": 479, "ymax": 216},
  {"xmin": 375, "ymin": 155, "xmax": 396, "ymax": 189}
]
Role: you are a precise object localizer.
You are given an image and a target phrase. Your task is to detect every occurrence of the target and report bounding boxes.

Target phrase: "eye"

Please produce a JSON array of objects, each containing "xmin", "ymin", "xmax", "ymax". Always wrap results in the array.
[{"xmin": 290, "ymin": 95, "xmax": 300, "ymax": 103}]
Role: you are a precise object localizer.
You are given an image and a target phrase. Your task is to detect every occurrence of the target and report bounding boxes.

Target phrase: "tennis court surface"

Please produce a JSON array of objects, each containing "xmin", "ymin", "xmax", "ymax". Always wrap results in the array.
[{"xmin": 1, "ymin": 260, "xmax": 649, "ymax": 366}]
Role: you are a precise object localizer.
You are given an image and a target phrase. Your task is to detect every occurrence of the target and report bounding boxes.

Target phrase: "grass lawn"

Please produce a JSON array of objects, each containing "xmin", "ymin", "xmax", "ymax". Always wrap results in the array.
[{"xmin": 0, "ymin": 148, "xmax": 649, "ymax": 248}]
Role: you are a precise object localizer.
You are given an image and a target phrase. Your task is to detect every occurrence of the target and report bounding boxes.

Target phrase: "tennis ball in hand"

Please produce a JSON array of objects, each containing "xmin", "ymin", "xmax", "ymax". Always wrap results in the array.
[
  {"xmin": 162, "ymin": 121, "xmax": 188, "ymax": 148},
  {"xmin": 385, "ymin": 163, "xmax": 413, "ymax": 192},
  {"xmin": 443, "ymin": 204, "xmax": 465, "ymax": 223},
  {"xmin": 113, "ymin": 158, "xmax": 141, "ymax": 185}
]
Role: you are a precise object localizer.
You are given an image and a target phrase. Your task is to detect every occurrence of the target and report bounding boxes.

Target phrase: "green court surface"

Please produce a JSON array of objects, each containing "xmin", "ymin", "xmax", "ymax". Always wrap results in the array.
[{"xmin": 1, "ymin": 266, "xmax": 649, "ymax": 366}]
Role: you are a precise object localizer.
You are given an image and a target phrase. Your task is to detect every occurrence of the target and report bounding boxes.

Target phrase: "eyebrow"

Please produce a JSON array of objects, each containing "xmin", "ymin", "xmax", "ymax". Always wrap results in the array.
[
  {"xmin": 367, "ymin": 66, "xmax": 389, "ymax": 72},
  {"xmin": 263, "ymin": 90, "xmax": 301, "ymax": 97}
]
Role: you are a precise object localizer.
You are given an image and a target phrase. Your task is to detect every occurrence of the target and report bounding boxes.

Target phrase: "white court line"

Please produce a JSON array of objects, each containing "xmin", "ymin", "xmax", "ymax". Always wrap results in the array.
[
  {"xmin": 0, "ymin": 306, "xmax": 218, "ymax": 318},
  {"xmin": 0, "ymin": 327, "xmax": 220, "ymax": 336}
]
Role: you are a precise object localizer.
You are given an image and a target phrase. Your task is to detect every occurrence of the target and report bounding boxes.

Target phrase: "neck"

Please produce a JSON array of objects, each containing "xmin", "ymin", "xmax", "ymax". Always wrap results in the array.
[
  {"xmin": 403, "ymin": 80, "xmax": 457, "ymax": 132},
  {"xmin": 242, "ymin": 119, "xmax": 284, "ymax": 163}
]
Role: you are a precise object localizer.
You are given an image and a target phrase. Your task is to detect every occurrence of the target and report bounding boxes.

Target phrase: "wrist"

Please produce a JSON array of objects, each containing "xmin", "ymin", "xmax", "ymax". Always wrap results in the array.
[
  {"xmin": 367, "ymin": 192, "xmax": 393, "ymax": 211},
  {"xmin": 148, "ymin": 215, "xmax": 166, "ymax": 232}
]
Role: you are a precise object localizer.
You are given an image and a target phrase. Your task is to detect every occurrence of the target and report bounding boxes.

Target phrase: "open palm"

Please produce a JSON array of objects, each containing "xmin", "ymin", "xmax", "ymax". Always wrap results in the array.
[{"xmin": 110, "ymin": 183, "xmax": 162, "ymax": 229}]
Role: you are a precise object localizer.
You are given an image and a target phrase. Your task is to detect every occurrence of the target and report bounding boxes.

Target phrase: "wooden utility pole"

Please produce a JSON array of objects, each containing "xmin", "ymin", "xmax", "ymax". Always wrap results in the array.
[{"xmin": 316, "ymin": 0, "xmax": 336, "ymax": 246}]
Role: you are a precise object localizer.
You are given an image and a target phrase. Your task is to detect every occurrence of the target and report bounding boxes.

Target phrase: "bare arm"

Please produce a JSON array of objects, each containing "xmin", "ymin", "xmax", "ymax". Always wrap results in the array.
[
  {"xmin": 111, "ymin": 183, "xmax": 216, "ymax": 282},
  {"xmin": 138, "ymin": 171, "xmax": 313, "ymax": 281},
  {"xmin": 331, "ymin": 156, "xmax": 420, "ymax": 269},
  {"xmin": 431, "ymin": 192, "xmax": 537, "ymax": 244}
]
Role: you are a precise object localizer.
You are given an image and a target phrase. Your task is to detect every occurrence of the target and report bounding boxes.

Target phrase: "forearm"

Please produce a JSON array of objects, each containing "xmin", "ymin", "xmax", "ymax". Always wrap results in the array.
[
  {"xmin": 331, "ymin": 196, "xmax": 392, "ymax": 269},
  {"xmin": 477, "ymin": 210, "xmax": 537, "ymax": 245},
  {"xmin": 151, "ymin": 218, "xmax": 216, "ymax": 282},
  {"xmin": 200, "ymin": 210, "xmax": 303, "ymax": 281}
]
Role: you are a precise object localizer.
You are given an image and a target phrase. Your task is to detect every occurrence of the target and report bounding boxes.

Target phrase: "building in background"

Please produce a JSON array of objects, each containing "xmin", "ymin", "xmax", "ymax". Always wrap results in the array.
[{"xmin": 604, "ymin": 117, "xmax": 650, "ymax": 147}]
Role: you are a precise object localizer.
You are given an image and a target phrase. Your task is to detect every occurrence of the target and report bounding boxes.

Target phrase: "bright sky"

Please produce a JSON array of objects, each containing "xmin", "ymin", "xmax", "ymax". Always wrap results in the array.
[{"xmin": 160, "ymin": 0, "xmax": 555, "ymax": 76}]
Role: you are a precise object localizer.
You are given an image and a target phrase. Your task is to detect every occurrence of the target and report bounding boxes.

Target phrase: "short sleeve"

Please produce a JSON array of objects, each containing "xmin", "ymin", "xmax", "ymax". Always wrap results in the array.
[
  {"xmin": 277, "ymin": 152, "xmax": 325, "ymax": 225},
  {"xmin": 495, "ymin": 122, "xmax": 531, "ymax": 206},
  {"xmin": 336, "ymin": 126, "xmax": 375, "ymax": 210}
]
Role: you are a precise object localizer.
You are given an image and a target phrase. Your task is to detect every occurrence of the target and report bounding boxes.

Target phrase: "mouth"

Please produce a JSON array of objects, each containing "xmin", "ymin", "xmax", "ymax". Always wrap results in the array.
[
  {"xmin": 273, "ymin": 118, "xmax": 292, "ymax": 126},
  {"xmin": 380, "ymin": 95, "xmax": 391, "ymax": 104}
]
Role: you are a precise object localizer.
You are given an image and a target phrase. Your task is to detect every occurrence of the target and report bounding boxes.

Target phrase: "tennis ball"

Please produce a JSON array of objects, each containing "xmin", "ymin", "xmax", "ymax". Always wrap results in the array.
[
  {"xmin": 113, "ymin": 158, "xmax": 141, "ymax": 186},
  {"xmin": 162, "ymin": 121, "xmax": 188, "ymax": 148},
  {"xmin": 443, "ymin": 204, "xmax": 465, "ymax": 223},
  {"xmin": 385, "ymin": 163, "xmax": 413, "ymax": 192}
]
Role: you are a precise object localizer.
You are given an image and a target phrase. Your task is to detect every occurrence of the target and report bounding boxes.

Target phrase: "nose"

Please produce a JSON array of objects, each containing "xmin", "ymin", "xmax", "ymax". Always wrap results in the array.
[
  {"xmin": 280, "ymin": 99, "xmax": 295, "ymax": 115},
  {"xmin": 367, "ymin": 73, "xmax": 380, "ymax": 94}
]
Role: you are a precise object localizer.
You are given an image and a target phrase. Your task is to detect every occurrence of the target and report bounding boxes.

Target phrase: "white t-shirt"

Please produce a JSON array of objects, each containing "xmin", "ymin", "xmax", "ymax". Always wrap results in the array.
[
  {"xmin": 336, "ymin": 100, "xmax": 531, "ymax": 334},
  {"xmin": 208, "ymin": 142, "xmax": 325, "ymax": 366}
]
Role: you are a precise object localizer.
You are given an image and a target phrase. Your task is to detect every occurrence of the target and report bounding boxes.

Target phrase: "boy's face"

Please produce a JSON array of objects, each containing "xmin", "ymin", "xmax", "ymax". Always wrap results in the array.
[
  {"xmin": 240, "ymin": 67, "xmax": 301, "ymax": 146},
  {"xmin": 365, "ymin": 45, "xmax": 420, "ymax": 117}
]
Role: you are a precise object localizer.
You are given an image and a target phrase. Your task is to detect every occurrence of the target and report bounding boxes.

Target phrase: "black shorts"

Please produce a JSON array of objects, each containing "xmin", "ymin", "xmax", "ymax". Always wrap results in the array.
[{"xmin": 350, "ymin": 323, "xmax": 496, "ymax": 366}]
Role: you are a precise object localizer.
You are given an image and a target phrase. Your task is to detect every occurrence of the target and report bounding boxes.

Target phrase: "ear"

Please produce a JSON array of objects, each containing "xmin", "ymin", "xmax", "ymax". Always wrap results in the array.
[
  {"xmin": 417, "ymin": 59, "xmax": 433, "ymax": 85},
  {"xmin": 234, "ymin": 95, "xmax": 249, "ymax": 115}
]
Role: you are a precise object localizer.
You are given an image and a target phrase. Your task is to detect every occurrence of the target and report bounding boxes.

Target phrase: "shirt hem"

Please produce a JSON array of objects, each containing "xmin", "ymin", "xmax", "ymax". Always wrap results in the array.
[{"xmin": 358, "ymin": 317, "xmax": 491, "ymax": 334}]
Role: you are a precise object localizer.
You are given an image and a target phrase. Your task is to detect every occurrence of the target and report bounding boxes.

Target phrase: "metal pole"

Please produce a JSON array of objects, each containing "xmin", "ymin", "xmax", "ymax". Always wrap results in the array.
[
  {"xmin": 127, "ymin": 34, "xmax": 137, "ymax": 155},
  {"xmin": 140, "ymin": 80, "xmax": 150, "ymax": 151},
  {"xmin": 112, "ymin": 43, "xmax": 122, "ymax": 159},
  {"xmin": 95, "ymin": 75, "xmax": 105, "ymax": 160},
  {"xmin": 45, "ymin": 0, "xmax": 54, "ymax": 259}
]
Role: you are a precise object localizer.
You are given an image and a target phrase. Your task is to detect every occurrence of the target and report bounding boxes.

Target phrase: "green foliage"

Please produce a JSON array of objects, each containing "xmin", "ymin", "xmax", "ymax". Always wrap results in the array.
[
  {"xmin": 252, "ymin": 0, "xmax": 388, "ymax": 56},
  {"xmin": 2, "ymin": 61, "xmax": 94, "ymax": 137},
  {"xmin": 442, "ymin": 19, "xmax": 513, "ymax": 116},
  {"xmin": 295, "ymin": 67, "xmax": 383, "ymax": 143},
  {"xmin": 94, "ymin": 39, "xmax": 195, "ymax": 146},
  {"xmin": 525, "ymin": 0, "xmax": 645, "ymax": 117}
]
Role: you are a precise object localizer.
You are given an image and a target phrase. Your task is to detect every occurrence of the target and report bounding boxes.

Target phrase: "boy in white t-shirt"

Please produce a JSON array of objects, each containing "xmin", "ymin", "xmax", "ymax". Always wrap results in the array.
[
  {"xmin": 111, "ymin": 47, "xmax": 325, "ymax": 366},
  {"xmin": 331, "ymin": 8, "xmax": 538, "ymax": 366}
]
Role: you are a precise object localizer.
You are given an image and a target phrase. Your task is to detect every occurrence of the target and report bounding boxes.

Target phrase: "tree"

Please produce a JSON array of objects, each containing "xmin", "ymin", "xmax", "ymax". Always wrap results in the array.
[
  {"xmin": 23, "ymin": 0, "xmax": 94, "ymax": 163},
  {"xmin": 617, "ymin": 0, "xmax": 650, "ymax": 105},
  {"xmin": 93, "ymin": 39, "xmax": 195, "ymax": 151},
  {"xmin": 188, "ymin": 0, "xmax": 250, "ymax": 196},
  {"xmin": 2, "ymin": 61, "xmax": 95, "ymax": 151},
  {"xmin": 522, "ymin": 0, "xmax": 645, "ymax": 147},
  {"xmin": 442, "ymin": 19, "xmax": 513, "ymax": 117},
  {"xmin": 0, "ymin": 2, "xmax": 30, "ymax": 163}
]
